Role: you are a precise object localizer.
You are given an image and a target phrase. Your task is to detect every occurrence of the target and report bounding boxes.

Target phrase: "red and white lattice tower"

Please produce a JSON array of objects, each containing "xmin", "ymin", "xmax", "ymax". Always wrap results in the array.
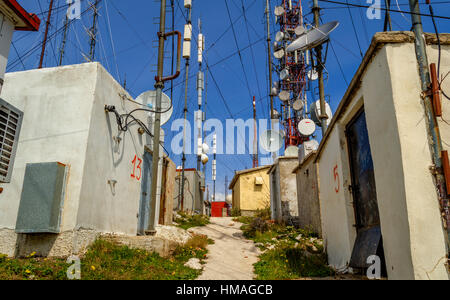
[{"xmin": 275, "ymin": 0, "xmax": 310, "ymax": 149}]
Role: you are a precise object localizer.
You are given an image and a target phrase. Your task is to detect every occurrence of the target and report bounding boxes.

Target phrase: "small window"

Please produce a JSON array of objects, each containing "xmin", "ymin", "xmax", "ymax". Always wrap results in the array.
[{"xmin": 0, "ymin": 98, "xmax": 23, "ymax": 183}]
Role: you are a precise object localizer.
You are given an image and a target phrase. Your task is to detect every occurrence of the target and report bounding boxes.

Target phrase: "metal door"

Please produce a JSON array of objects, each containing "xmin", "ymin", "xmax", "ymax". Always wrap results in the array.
[
  {"xmin": 346, "ymin": 109, "xmax": 385, "ymax": 271},
  {"xmin": 137, "ymin": 151, "xmax": 153, "ymax": 236}
]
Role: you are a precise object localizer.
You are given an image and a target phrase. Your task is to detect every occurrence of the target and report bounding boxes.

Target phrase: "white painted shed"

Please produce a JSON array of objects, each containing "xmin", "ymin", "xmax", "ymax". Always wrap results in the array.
[
  {"xmin": 315, "ymin": 32, "xmax": 449, "ymax": 280},
  {"xmin": 0, "ymin": 63, "xmax": 166, "ymax": 257}
]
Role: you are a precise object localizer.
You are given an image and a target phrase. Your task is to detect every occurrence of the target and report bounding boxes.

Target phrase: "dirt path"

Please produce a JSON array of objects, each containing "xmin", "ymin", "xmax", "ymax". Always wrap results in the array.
[{"xmin": 189, "ymin": 217, "xmax": 260, "ymax": 280}]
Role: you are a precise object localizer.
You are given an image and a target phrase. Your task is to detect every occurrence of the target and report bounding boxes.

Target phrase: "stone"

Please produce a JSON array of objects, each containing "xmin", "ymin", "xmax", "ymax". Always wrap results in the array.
[{"xmin": 185, "ymin": 258, "xmax": 203, "ymax": 270}]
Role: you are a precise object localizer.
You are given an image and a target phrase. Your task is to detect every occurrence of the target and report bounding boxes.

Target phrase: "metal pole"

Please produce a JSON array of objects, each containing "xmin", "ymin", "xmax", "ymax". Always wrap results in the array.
[
  {"xmin": 89, "ymin": 0, "xmax": 100, "ymax": 61},
  {"xmin": 383, "ymin": 0, "xmax": 392, "ymax": 31},
  {"xmin": 181, "ymin": 5, "xmax": 192, "ymax": 212},
  {"xmin": 59, "ymin": 15, "xmax": 70, "ymax": 66},
  {"xmin": 408, "ymin": 0, "xmax": 450, "ymax": 250},
  {"xmin": 147, "ymin": 0, "xmax": 167, "ymax": 235},
  {"xmin": 266, "ymin": 0, "xmax": 274, "ymax": 121},
  {"xmin": 39, "ymin": 0, "xmax": 55, "ymax": 69},
  {"xmin": 313, "ymin": 0, "xmax": 328, "ymax": 134}
]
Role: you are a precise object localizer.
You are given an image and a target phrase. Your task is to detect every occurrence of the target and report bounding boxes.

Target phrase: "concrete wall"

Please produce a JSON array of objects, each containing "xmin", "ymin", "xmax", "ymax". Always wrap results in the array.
[
  {"xmin": 231, "ymin": 167, "xmax": 270, "ymax": 214},
  {"xmin": 295, "ymin": 153, "xmax": 322, "ymax": 236},
  {"xmin": 174, "ymin": 170, "xmax": 203, "ymax": 214},
  {"xmin": 270, "ymin": 157, "xmax": 299, "ymax": 225},
  {"xmin": 160, "ymin": 157, "xmax": 175, "ymax": 225},
  {"xmin": 0, "ymin": 63, "xmax": 160, "ymax": 257},
  {"xmin": 0, "ymin": 14, "xmax": 13, "ymax": 93},
  {"xmin": 317, "ymin": 37, "xmax": 449, "ymax": 279}
]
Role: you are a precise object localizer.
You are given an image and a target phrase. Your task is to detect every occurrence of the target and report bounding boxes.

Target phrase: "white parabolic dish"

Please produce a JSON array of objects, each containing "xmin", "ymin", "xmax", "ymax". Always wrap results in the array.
[
  {"xmin": 136, "ymin": 90, "xmax": 173, "ymax": 125},
  {"xmin": 286, "ymin": 21, "xmax": 339, "ymax": 53},
  {"xmin": 298, "ymin": 119, "xmax": 316, "ymax": 137}
]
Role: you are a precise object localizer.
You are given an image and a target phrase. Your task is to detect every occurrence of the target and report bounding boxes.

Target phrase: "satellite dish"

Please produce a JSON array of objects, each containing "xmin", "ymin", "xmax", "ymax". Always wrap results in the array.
[
  {"xmin": 285, "ymin": 146, "xmax": 298, "ymax": 157},
  {"xmin": 293, "ymin": 99, "xmax": 304, "ymax": 111},
  {"xmin": 260, "ymin": 130, "xmax": 284, "ymax": 152},
  {"xmin": 308, "ymin": 69, "xmax": 318, "ymax": 81},
  {"xmin": 201, "ymin": 154, "xmax": 209, "ymax": 165},
  {"xmin": 286, "ymin": 21, "xmax": 340, "ymax": 53},
  {"xmin": 278, "ymin": 90, "xmax": 290, "ymax": 102},
  {"xmin": 270, "ymin": 87, "xmax": 278, "ymax": 96},
  {"xmin": 280, "ymin": 68, "xmax": 289, "ymax": 80},
  {"xmin": 274, "ymin": 6, "xmax": 285, "ymax": 16},
  {"xmin": 272, "ymin": 109, "xmax": 281, "ymax": 119},
  {"xmin": 275, "ymin": 31, "xmax": 285, "ymax": 43},
  {"xmin": 298, "ymin": 119, "xmax": 316, "ymax": 137},
  {"xmin": 295, "ymin": 26, "xmax": 306, "ymax": 36},
  {"xmin": 202, "ymin": 143, "xmax": 210, "ymax": 154},
  {"xmin": 136, "ymin": 90, "xmax": 173, "ymax": 125},
  {"xmin": 310, "ymin": 100, "xmax": 333, "ymax": 126},
  {"xmin": 274, "ymin": 49, "xmax": 285, "ymax": 59}
]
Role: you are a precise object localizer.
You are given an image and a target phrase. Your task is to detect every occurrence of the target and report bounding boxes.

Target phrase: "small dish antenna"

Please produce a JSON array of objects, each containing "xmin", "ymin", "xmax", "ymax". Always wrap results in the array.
[
  {"xmin": 272, "ymin": 109, "xmax": 281, "ymax": 119},
  {"xmin": 293, "ymin": 99, "xmax": 304, "ymax": 111},
  {"xmin": 280, "ymin": 68, "xmax": 289, "ymax": 80},
  {"xmin": 310, "ymin": 100, "xmax": 333, "ymax": 126},
  {"xmin": 298, "ymin": 119, "xmax": 316, "ymax": 137},
  {"xmin": 260, "ymin": 130, "xmax": 284, "ymax": 153},
  {"xmin": 308, "ymin": 69, "xmax": 319, "ymax": 81},
  {"xmin": 274, "ymin": 49, "xmax": 285, "ymax": 59},
  {"xmin": 275, "ymin": 31, "xmax": 285, "ymax": 43},
  {"xmin": 285, "ymin": 145, "xmax": 299, "ymax": 157},
  {"xmin": 278, "ymin": 90, "xmax": 290, "ymax": 102},
  {"xmin": 136, "ymin": 90, "xmax": 173, "ymax": 125},
  {"xmin": 295, "ymin": 26, "xmax": 306, "ymax": 36},
  {"xmin": 274, "ymin": 6, "xmax": 285, "ymax": 16},
  {"xmin": 286, "ymin": 21, "xmax": 339, "ymax": 53}
]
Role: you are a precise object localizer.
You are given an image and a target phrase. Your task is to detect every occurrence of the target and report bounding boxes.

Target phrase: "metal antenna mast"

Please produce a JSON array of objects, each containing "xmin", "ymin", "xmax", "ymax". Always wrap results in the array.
[
  {"xmin": 196, "ymin": 19, "xmax": 205, "ymax": 172},
  {"xmin": 39, "ymin": 0, "xmax": 55, "ymax": 69},
  {"xmin": 89, "ymin": 0, "xmax": 100, "ymax": 61},
  {"xmin": 253, "ymin": 96, "xmax": 259, "ymax": 168},
  {"xmin": 312, "ymin": 0, "xmax": 329, "ymax": 135},
  {"xmin": 266, "ymin": 0, "xmax": 274, "ymax": 121},
  {"xmin": 148, "ymin": 0, "xmax": 181, "ymax": 234},
  {"xmin": 181, "ymin": 0, "xmax": 193, "ymax": 211},
  {"xmin": 59, "ymin": 14, "xmax": 70, "ymax": 66}
]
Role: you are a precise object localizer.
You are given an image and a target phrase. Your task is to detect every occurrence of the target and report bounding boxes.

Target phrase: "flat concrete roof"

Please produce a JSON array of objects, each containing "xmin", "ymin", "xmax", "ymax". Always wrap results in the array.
[
  {"xmin": 228, "ymin": 165, "xmax": 271, "ymax": 190},
  {"xmin": 314, "ymin": 32, "xmax": 450, "ymax": 163}
]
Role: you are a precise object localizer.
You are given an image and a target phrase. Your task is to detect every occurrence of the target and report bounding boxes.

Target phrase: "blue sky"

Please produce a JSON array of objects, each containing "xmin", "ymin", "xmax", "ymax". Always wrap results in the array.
[{"xmin": 9, "ymin": 0, "xmax": 450, "ymax": 200}]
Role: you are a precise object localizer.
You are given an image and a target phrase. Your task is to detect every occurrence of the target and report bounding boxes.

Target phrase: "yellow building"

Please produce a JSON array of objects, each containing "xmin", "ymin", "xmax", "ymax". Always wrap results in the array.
[{"xmin": 229, "ymin": 166, "xmax": 271, "ymax": 216}]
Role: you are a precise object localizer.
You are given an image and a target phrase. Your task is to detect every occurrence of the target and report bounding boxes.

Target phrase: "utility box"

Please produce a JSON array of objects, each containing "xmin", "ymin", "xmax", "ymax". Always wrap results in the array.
[{"xmin": 15, "ymin": 162, "xmax": 68, "ymax": 234}]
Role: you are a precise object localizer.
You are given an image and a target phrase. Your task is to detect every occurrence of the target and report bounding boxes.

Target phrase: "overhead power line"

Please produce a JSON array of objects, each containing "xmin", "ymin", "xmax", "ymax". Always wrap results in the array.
[{"xmin": 318, "ymin": 0, "xmax": 450, "ymax": 20}]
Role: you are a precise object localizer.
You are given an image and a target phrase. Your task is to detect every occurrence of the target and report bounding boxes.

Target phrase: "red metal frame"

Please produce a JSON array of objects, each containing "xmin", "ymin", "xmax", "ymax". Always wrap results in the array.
[
  {"xmin": 2, "ymin": 0, "xmax": 40, "ymax": 31},
  {"xmin": 277, "ymin": 0, "xmax": 309, "ymax": 148}
]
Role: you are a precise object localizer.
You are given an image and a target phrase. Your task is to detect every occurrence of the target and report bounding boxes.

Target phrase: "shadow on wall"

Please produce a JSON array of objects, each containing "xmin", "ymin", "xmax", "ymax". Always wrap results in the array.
[
  {"xmin": 281, "ymin": 202, "xmax": 300, "ymax": 227},
  {"xmin": 14, "ymin": 233, "xmax": 58, "ymax": 258}
]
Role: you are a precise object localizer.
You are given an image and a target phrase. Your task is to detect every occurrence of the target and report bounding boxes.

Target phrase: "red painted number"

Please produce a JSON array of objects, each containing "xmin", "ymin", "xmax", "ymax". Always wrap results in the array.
[
  {"xmin": 131, "ymin": 155, "xmax": 142, "ymax": 181},
  {"xmin": 333, "ymin": 165, "xmax": 340, "ymax": 194}
]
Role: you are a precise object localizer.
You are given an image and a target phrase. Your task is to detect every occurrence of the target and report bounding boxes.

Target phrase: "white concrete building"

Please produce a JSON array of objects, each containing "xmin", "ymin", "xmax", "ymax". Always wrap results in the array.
[
  {"xmin": 0, "ymin": 63, "xmax": 166, "ymax": 257},
  {"xmin": 315, "ymin": 32, "xmax": 449, "ymax": 280},
  {"xmin": 268, "ymin": 156, "xmax": 299, "ymax": 225}
]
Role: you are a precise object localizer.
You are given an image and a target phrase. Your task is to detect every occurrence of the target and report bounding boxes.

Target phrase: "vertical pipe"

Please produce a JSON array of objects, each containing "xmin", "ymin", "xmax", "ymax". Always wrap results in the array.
[
  {"xmin": 313, "ymin": 0, "xmax": 328, "ymax": 134},
  {"xmin": 39, "ymin": 0, "xmax": 55, "ymax": 69},
  {"xmin": 181, "ymin": 4, "xmax": 193, "ymax": 212},
  {"xmin": 148, "ymin": 0, "xmax": 167, "ymax": 234},
  {"xmin": 408, "ymin": 0, "xmax": 449, "ymax": 250}
]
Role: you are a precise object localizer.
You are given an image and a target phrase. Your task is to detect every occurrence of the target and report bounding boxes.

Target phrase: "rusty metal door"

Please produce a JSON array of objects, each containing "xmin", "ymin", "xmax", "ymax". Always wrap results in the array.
[{"xmin": 346, "ymin": 109, "xmax": 386, "ymax": 271}]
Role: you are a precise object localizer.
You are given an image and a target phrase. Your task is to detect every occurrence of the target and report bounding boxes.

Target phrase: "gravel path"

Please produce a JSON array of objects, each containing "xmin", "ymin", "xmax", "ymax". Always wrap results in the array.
[{"xmin": 189, "ymin": 217, "xmax": 260, "ymax": 280}]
